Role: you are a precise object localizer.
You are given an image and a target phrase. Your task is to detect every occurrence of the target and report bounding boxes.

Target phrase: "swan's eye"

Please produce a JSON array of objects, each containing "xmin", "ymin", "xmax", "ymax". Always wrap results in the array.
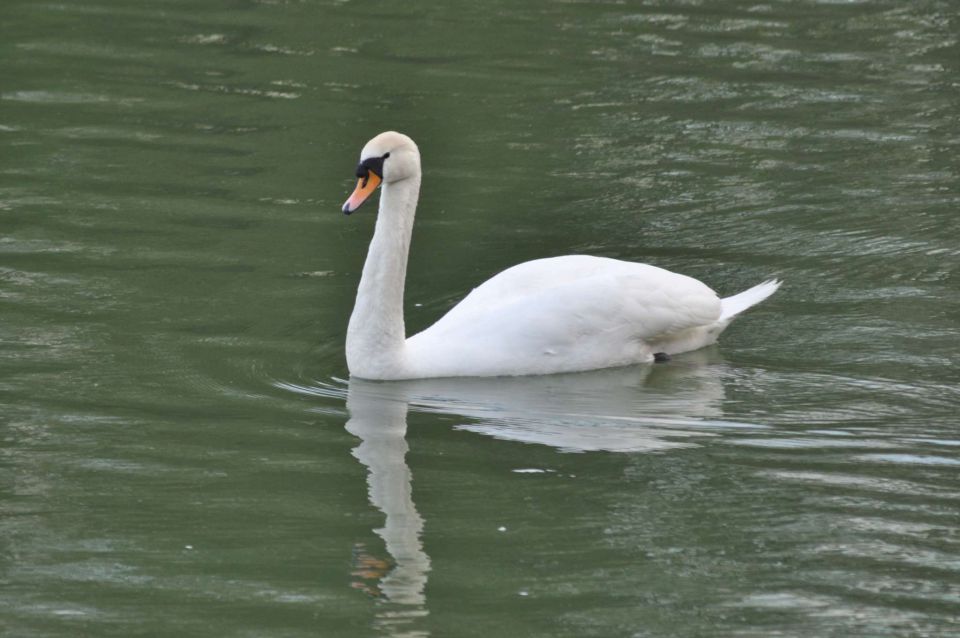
[{"xmin": 356, "ymin": 153, "xmax": 390, "ymax": 182}]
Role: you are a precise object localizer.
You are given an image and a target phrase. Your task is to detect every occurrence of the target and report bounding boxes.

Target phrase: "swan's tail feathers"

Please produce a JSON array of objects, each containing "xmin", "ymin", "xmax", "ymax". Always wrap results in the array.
[{"xmin": 719, "ymin": 279, "xmax": 781, "ymax": 322}]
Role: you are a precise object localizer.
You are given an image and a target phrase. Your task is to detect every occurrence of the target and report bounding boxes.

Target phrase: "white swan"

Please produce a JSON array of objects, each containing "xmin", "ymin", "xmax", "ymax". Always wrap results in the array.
[{"xmin": 341, "ymin": 131, "xmax": 780, "ymax": 380}]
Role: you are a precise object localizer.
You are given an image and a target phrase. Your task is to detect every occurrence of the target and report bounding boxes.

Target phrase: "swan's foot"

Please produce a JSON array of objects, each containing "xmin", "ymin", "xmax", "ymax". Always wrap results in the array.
[{"xmin": 653, "ymin": 352, "xmax": 671, "ymax": 363}]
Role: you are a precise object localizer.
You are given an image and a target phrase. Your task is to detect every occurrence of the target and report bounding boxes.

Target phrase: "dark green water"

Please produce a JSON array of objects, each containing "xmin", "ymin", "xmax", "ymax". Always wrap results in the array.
[{"xmin": 3, "ymin": 1, "xmax": 959, "ymax": 636}]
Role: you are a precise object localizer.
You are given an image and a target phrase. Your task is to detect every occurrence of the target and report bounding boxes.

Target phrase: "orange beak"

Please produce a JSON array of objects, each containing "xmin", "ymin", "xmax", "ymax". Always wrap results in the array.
[{"xmin": 342, "ymin": 172, "xmax": 382, "ymax": 215}]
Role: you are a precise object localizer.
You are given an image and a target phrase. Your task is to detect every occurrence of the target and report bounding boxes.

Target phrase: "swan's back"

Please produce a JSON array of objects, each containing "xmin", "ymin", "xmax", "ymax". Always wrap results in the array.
[{"xmin": 437, "ymin": 255, "xmax": 716, "ymax": 325}]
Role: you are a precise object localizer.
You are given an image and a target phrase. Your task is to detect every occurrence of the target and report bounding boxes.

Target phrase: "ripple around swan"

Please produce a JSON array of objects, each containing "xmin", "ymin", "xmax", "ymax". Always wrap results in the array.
[{"xmin": 276, "ymin": 352, "xmax": 778, "ymax": 453}]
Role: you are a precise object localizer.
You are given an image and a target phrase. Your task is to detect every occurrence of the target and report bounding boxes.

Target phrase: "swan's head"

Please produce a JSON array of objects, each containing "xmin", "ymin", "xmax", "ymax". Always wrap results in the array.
[{"xmin": 342, "ymin": 131, "xmax": 420, "ymax": 215}]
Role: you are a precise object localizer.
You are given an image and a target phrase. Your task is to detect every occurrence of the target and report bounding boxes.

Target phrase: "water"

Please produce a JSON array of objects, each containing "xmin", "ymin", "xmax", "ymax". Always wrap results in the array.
[{"xmin": 2, "ymin": 0, "xmax": 958, "ymax": 635}]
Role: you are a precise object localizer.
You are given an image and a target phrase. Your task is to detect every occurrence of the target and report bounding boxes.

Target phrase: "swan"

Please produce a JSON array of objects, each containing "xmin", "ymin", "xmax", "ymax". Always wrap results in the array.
[{"xmin": 341, "ymin": 131, "xmax": 780, "ymax": 380}]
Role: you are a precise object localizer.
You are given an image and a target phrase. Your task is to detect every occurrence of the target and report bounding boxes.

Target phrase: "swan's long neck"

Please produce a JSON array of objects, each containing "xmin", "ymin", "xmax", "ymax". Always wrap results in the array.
[{"xmin": 346, "ymin": 175, "xmax": 421, "ymax": 378}]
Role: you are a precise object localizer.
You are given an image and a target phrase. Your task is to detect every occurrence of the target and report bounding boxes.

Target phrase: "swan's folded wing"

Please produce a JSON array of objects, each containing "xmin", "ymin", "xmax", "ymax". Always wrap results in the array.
[
  {"xmin": 528, "ymin": 270, "xmax": 722, "ymax": 343},
  {"xmin": 617, "ymin": 271, "xmax": 722, "ymax": 338},
  {"xmin": 415, "ymin": 264, "xmax": 721, "ymax": 349}
]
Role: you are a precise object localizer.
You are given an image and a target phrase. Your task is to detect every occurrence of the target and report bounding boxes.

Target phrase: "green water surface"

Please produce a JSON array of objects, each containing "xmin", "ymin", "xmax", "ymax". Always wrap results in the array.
[{"xmin": 2, "ymin": 1, "xmax": 959, "ymax": 636}]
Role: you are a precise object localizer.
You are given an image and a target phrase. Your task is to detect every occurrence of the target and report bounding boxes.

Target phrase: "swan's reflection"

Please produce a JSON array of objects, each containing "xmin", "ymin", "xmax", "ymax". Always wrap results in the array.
[
  {"xmin": 312, "ymin": 350, "xmax": 756, "ymax": 635},
  {"xmin": 346, "ymin": 382, "xmax": 430, "ymax": 611},
  {"xmin": 347, "ymin": 349, "xmax": 739, "ymax": 455}
]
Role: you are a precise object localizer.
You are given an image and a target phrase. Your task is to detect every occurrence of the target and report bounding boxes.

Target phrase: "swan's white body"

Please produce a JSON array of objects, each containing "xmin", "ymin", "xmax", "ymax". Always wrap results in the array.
[{"xmin": 343, "ymin": 132, "xmax": 780, "ymax": 380}]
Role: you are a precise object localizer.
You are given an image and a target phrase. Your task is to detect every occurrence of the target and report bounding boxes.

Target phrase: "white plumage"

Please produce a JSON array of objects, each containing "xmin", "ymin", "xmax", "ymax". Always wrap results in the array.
[{"xmin": 341, "ymin": 131, "xmax": 780, "ymax": 380}]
